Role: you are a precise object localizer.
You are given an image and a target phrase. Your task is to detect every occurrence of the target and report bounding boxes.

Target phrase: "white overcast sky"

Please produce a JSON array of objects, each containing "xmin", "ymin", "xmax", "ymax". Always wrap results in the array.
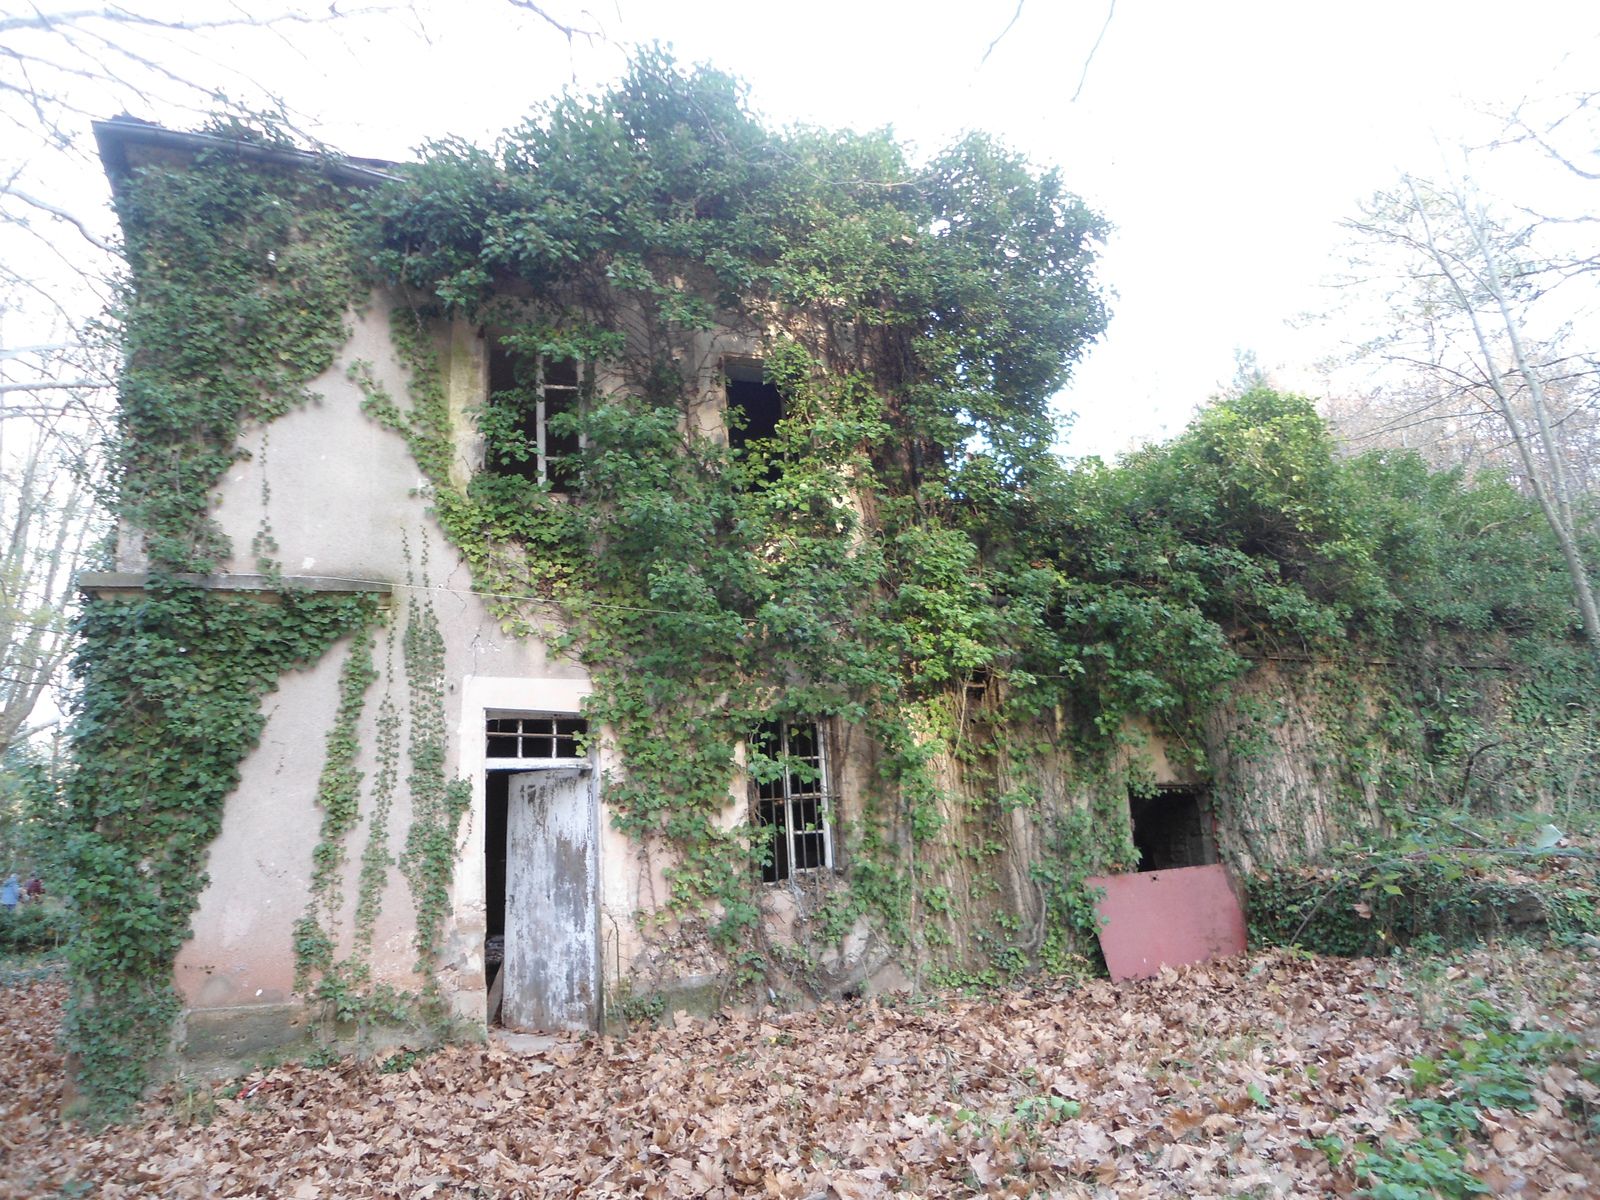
[{"xmin": 41, "ymin": 0, "xmax": 1600, "ymax": 456}]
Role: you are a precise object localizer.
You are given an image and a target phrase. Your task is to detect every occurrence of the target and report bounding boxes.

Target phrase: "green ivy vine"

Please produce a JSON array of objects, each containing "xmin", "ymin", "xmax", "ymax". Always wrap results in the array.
[
  {"xmin": 77, "ymin": 53, "xmax": 1599, "ymax": 1117},
  {"xmin": 397, "ymin": 568, "xmax": 473, "ymax": 976},
  {"xmin": 64, "ymin": 120, "xmax": 381, "ymax": 1116},
  {"xmin": 65, "ymin": 584, "xmax": 378, "ymax": 1117}
]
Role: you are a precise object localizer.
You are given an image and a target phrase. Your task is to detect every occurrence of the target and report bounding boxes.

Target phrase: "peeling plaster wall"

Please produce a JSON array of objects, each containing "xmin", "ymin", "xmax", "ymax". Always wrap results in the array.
[
  {"xmin": 180, "ymin": 293, "xmax": 600, "ymax": 1034},
  {"xmin": 171, "ymin": 291, "xmax": 797, "ymax": 1047},
  {"xmin": 176, "ymin": 651, "xmax": 361, "ymax": 1011}
]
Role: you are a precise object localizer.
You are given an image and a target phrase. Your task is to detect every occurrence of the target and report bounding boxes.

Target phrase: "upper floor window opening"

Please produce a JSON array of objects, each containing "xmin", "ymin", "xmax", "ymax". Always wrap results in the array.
[
  {"xmin": 486, "ymin": 337, "xmax": 582, "ymax": 492},
  {"xmin": 724, "ymin": 358, "xmax": 783, "ymax": 452},
  {"xmin": 749, "ymin": 719, "xmax": 833, "ymax": 883}
]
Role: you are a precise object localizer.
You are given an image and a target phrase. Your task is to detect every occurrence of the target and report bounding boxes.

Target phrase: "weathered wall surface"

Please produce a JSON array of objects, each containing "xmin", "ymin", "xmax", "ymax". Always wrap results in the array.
[
  {"xmin": 1203, "ymin": 662, "xmax": 1389, "ymax": 873},
  {"xmin": 168, "ymin": 295, "xmax": 612, "ymax": 1045},
  {"xmin": 175, "ymin": 643, "xmax": 384, "ymax": 1011},
  {"xmin": 169, "ymin": 291, "xmax": 800, "ymax": 1050}
]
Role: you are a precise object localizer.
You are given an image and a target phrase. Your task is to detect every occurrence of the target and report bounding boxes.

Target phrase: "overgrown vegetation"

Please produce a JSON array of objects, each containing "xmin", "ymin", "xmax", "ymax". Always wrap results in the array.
[
  {"xmin": 354, "ymin": 49, "xmax": 1123, "ymax": 960},
  {"xmin": 356, "ymin": 55, "xmax": 1589, "ymax": 973},
  {"xmin": 1352, "ymin": 990, "xmax": 1593, "ymax": 1198},
  {"xmin": 1249, "ymin": 815, "xmax": 1600, "ymax": 957},
  {"xmin": 0, "ymin": 903, "xmax": 68, "ymax": 953},
  {"xmin": 60, "ymin": 121, "xmax": 383, "ymax": 1117},
  {"xmin": 63, "ymin": 51, "xmax": 1600, "ymax": 1118}
]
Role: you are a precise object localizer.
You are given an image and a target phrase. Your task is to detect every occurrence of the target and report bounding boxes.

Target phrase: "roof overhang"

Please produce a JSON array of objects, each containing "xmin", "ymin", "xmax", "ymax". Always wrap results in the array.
[{"xmin": 93, "ymin": 116, "xmax": 400, "ymax": 194}]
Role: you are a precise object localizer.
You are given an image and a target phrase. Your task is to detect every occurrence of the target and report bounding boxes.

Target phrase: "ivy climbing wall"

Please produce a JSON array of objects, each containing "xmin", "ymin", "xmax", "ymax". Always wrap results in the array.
[{"xmin": 73, "ymin": 55, "xmax": 1599, "ymax": 1122}]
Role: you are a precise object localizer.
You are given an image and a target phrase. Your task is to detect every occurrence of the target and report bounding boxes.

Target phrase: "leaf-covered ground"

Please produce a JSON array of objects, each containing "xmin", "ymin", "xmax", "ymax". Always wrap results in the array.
[{"xmin": 3, "ymin": 949, "xmax": 1597, "ymax": 1198}]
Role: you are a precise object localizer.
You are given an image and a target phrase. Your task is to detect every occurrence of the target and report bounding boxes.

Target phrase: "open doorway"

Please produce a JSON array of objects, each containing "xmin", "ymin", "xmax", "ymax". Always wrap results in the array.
[
  {"xmin": 1128, "ymin": 786, "xmax": 1217, "ymax": 871},
  {"xmin": 482, "ymin": 712, "xmax": 594, "ymax": 1030},
  {"xmin": 484, "ymin": 772, "xmax": 510, "ymax": 1022}
]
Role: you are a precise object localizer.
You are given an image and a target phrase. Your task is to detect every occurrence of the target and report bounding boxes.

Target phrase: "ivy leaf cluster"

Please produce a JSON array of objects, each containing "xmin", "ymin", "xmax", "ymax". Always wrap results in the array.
[{"xmin": 65, "ymin": 584, "xmax": 376, "ymax": 1117}]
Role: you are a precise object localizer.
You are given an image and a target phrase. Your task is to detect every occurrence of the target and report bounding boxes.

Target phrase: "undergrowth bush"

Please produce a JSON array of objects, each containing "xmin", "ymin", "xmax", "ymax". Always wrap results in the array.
[
  {"xmin": 0, "ymin": 904, "xmax": 68, "ymax": 953},
  {"xmin": 1248, "ymin": 826, "xmax": 1600, "ymax": 957}
]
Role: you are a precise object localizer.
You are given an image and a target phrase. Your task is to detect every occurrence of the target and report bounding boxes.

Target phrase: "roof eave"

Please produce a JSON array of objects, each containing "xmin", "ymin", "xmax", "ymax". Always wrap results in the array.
[{"xmin": 92, "ymin": 117, "xmax": 401, "ymax": 194}]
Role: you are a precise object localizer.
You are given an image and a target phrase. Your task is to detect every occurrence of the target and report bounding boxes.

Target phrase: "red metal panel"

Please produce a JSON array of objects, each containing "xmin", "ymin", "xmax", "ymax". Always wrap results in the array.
[{"xmin": 1085, "ymin": 863, "xmax": 1247, "ymax": 982}]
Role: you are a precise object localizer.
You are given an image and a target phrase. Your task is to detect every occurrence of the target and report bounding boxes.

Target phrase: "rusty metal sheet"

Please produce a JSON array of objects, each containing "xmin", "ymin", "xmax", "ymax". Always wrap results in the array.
[{"xmin": 1085, "ymin": 863, "xmax": 1247, "ymax": 982}]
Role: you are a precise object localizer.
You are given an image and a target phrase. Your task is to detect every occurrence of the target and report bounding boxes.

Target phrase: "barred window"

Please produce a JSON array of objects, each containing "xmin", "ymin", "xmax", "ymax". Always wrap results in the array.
[
  {"xmin": 750, "ymin": 720, "xmax": 832, "ymax": 883},
  {"xmin": 486, "ymin": 713, "xmax": 587, "ymax": 762}
]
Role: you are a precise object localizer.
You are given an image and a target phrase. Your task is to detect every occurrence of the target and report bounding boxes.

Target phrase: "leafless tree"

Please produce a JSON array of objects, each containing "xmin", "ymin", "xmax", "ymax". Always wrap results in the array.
[
  {"xmin": 0, "ymin": 3, "xmax": 604, "ymax": 751},
  {"xmin": 0, "ymin": 418, "xmax": 95, "ymax": 760},
  {"xmin": 1339, "ymin": 172, "xmax": 1600, "ymax": 653}
]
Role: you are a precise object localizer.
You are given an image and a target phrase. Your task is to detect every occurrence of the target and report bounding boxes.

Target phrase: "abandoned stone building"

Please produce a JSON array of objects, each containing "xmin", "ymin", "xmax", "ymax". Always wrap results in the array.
[{"xmin": 72, "ymin": 87, "xmax": 1580, "ymax": 1100}]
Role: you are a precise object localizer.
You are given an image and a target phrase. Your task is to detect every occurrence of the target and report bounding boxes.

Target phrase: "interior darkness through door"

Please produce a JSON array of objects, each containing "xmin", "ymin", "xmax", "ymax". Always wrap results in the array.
[
  {"xmin": 1128, "ymin": 786, "xmax": 1217, "ymax": 871},
  {"xmin": 485, "ymin": 772, "xmax": 509, "ymax": 1011}
]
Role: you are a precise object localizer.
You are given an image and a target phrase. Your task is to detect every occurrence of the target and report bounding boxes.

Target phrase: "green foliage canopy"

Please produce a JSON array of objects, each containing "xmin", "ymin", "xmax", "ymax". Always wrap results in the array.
[{"xmin": 63, "ymin": 50, "xmax": 1598, "ymax": 1119}]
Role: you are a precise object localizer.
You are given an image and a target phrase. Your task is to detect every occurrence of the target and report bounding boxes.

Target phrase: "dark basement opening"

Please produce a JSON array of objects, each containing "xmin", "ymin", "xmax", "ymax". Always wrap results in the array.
[{"xmin": 1128, "ymin": 786, "xmax": 1217, "ymax": 871}]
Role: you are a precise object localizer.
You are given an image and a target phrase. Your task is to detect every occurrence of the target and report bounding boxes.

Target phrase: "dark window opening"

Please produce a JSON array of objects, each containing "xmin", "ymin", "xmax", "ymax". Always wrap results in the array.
[
  {"xmin": 486, "ymin": 339, "xmax": 581, "ymax": 492},
  {"xmin": 725, "ymin": 360, "xmax": 783, "ymax": 452},
  {"xmin": 751, "ymin": 719, "xmax": 831, "ymax": 883},
  {"xmin": 963, "ymin": 667, "xmax": 994, "ymax": 711},
  {"xmin": 1128, "ymin": 786, "xmax": 1216, "ymax": 871}
]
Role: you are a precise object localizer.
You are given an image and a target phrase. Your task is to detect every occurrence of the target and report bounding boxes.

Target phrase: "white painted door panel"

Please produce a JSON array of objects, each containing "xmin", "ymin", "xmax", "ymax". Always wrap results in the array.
[{"xmin": 503, "ymin": 770, "xmax": 598, "ymax": 1031}]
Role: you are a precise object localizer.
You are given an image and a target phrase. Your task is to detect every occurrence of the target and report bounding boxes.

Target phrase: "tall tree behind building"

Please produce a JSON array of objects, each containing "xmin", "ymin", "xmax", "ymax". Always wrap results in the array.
[{"xmin": 1331, "ymin": 96, "xmax": 1600, "ymax": 655}]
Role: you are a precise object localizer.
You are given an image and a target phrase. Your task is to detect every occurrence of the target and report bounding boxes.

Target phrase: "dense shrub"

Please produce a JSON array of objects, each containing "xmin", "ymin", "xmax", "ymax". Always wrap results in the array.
[{"xmin": 0, "ymin": 903, "xmax": 68, "ymax": 953}]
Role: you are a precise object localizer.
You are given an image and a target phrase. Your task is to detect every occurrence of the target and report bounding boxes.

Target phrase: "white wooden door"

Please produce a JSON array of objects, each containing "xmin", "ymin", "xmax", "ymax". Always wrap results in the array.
[{"xmin": 503, "ymin": 769, "xmax": 599, "ymax": 1031}]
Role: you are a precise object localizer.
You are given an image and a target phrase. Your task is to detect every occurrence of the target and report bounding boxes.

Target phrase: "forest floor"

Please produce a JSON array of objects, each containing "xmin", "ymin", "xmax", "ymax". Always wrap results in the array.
[{"xmin": 2, "ymin": 946, "xmax": 1597, "ymax": 1199}]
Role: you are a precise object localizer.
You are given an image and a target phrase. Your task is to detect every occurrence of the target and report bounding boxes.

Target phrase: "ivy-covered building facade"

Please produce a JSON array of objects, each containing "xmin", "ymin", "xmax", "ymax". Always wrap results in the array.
[{"xmin": 69, "ymin": 59, "xmax": 1597, "ymax": 1113}]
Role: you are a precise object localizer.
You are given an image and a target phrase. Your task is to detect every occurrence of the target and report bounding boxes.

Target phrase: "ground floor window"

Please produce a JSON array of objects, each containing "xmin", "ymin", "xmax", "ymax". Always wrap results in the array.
[{"xmin": 750, "ymin": 719, "xmax": 832, "ymax": 883}]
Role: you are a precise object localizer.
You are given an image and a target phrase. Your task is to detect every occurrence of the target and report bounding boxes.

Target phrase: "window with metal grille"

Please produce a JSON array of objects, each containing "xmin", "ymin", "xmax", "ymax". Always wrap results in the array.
[
  {"xmin": 486, "ymin": 341, "xmax": 583, "ymax": 491},
  {"xmin": 750, "ymin": 719, "xmax": 832, "ymax": 883},
  {"xmin": 485, "ymin": 713, "xmax": 588, "ymax": 763}
]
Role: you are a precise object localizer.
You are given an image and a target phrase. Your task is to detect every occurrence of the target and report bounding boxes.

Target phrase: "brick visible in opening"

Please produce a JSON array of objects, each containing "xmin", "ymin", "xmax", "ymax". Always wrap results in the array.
[{"xmin": 1128, "ymin": 786, "xmax": 1216, "ymax": 871}]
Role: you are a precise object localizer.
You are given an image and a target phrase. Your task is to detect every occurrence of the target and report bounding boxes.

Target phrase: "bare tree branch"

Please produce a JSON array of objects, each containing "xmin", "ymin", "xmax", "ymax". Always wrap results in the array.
[
  {"xmin": 1071, "ymin": 0, "xmax": 1117, "ymax": 104},
  {"xmin": 981, "ymin": 0, "xmax": 1026, "ymax": 66},
  {"xmin": 504, "ymin": 0, "xmax": 599, "ymax": 42},
  {"xmin": 1336, "ymin": 172, "xmax": 1600, "ymax": 654},
  {"xmin": 0, "ymin": 6, "xmax": 404, "ymax": 38},
  {"xmin": 2, "ymin": 188, "xmax": 112, "ymax": 251}
]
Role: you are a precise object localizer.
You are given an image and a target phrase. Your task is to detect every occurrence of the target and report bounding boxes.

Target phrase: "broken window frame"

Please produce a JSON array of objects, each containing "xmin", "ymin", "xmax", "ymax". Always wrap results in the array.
[
  {"xmin": 486, "ymin": 340, "xmax": 585, "ymax": 492},
  {"xmin": 750, "ymin": 719, "xmax": 834, "ymax": 884},
  {"xmin": 485, "ymin": 711, "xmax": 589, "ymax": 767}
]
